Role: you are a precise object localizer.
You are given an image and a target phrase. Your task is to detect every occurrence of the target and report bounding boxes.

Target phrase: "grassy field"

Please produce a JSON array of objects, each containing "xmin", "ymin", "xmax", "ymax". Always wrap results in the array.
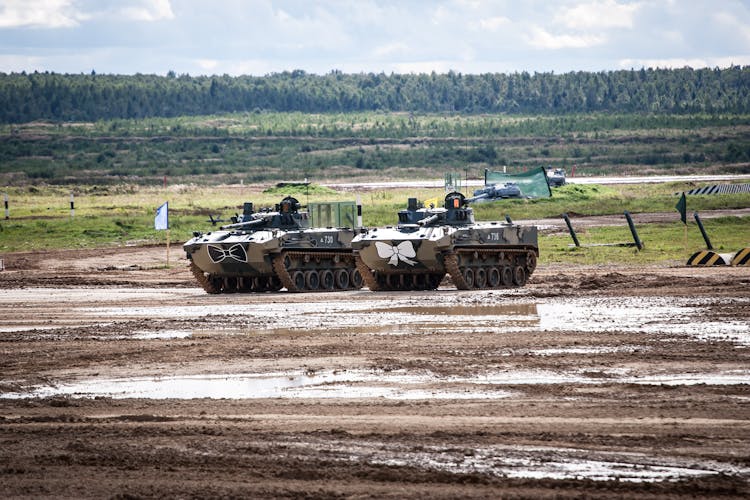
[
  {"xmin": 2, "ymin": 112, "xmax": 749, "ymax": 185},
  {"xmin": 1, "ymin": 181, "xmax": 748, "ymax": 265}
]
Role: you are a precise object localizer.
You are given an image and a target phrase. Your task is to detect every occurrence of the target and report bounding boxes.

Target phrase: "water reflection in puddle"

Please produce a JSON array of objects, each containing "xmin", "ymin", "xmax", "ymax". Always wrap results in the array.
[
  {"xmin": 4, "ymin": 370, "xmax": 512, "ymax": 400},
  {"xmin": 131, "ymin": 330, "xmax": 193, "ymax": 340},
  {"xmin": 289, "ymin": 439, "xmax": 749, "ymax": 483},
  {"xmin": 80, "ymin": 295, "xmax": 750, "ymax": 345},
  {"xmin": 4, "ymin": 368, "xmax": 748, "ymax": 400}
]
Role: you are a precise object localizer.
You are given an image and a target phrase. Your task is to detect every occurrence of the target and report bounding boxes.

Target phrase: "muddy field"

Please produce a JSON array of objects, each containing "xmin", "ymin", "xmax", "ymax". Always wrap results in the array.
[{"xmin": 1, "ymin": 245, "xmax": 749, "ymax": 498}]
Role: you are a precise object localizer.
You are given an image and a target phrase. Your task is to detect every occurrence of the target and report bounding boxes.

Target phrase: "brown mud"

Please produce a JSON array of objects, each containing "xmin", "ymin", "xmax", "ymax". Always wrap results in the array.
[{"xmin": 1, "ymin": 245, "xmax": 749, "ymax": 498}]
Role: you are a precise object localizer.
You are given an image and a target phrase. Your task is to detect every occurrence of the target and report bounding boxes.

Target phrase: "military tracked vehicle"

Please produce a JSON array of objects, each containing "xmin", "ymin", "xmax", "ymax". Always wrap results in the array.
[
  {"xmin": 184, "ymin": 197, "xmax": 363, "ymax": 293},
  {"xmin": 546, "ymin": 168, "xmax": 566, "ymax": 187},
  {"xmin": 352, "ymin": 192, "xmax": 538, "ymax": 291},
  {"xmin": 469, "ymin": 182, "xmax": 523, "ymax": 202}
]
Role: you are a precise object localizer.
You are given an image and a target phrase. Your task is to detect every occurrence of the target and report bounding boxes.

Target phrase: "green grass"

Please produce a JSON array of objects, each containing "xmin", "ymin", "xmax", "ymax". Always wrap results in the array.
[
  {"xmin": 1, "ymin": 182, "xmax": 748, "ymax": 266},
  {"xmin": 262, "ymin": 183, "xmax": 339, "ymax": 197},
  {"xmin": 541, "ymin": 216, "xmax": 750, "ymax": 265}
]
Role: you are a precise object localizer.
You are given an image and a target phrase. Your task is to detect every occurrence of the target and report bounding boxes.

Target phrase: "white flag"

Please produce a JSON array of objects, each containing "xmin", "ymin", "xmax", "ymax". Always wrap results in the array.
[{"xmin": 154, "ymin": 202, "xmax": 169, "ymax": 230}]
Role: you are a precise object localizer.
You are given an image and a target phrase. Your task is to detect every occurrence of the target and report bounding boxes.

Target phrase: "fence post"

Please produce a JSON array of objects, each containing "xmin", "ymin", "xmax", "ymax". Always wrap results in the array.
[
  {"xmin": 562, "ymin": 213, "xmax": 580, "ymax": 247},
  {"xmin": 624, "ymin": 211, "xmax": 643, "ymax": 250},
  {"xmin": 693, "ymin": 212, "xmax": 713, "ymax": 250}
]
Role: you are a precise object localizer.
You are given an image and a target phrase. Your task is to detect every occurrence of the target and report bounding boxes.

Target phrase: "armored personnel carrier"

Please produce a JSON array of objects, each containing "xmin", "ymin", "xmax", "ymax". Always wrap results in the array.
[
  {"xmin": 546, "ymin": 168, "xmax": 566, "ymax": 187},
  {"xmin": 184, "ymin": 196, "xmax": 363, "ymax": 293},
  {"xmin": 469, "ymin": 182, "xmax": 523, "ymax": 202},
  {"xmin": 352, "ymin": 192, "xmax": 538, "ymax": 291}
]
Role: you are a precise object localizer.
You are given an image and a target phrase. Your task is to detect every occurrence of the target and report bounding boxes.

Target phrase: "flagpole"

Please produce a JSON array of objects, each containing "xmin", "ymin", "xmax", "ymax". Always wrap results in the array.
[
  {"xmin": 676, "ymin": 192, "xmax": 687, "ymax": 253},
  {"xmin": 683, "ymin": 222, "xmax": 687, "ymax": 253},
  {"xmin": 166, "ymin": 228, "xmax": 171, "ymax": 268}
]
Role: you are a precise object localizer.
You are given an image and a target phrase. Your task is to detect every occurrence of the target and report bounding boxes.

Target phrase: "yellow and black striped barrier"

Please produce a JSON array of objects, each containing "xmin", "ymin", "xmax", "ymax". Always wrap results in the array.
[
  {"xmin": 731, "ymin": 248, "xmax": 750, "ymax": 266},
  {"xmin": 687, "ymin": 250, "xmax": 732, "ymax": 266}
]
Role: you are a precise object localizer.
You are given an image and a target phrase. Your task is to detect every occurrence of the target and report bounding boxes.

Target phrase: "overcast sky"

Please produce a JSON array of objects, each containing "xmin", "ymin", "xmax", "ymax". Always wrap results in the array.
[{"xmin": 1, "ymin": 0, "xmax": 749, "ymax": 76}]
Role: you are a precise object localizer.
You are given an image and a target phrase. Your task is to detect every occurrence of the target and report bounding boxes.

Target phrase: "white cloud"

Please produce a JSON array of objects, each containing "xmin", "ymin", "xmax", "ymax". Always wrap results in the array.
[
  {"xmin": 478, "ymin": 16, "xmax": 510, "ymax": 32},
  {"xmin": 119, "ymin": 0, "xmax": 174, "ymax": 22},
  {"xmin": 269, "ymin": 5, "xmax": 350, "ymax": 51},
  {"xmin": 526, "ymin": 26, "xmax": 605, "ymax": 49},
  {"xmin": 0, "ymin": 0, "xmax": 86, "ymax": 28},
  {"xmin": 195, "ymin": 58, "xmax": 219, "ymax": 71},
  {"xmin": 556, "ymin": 0, "xmax": 641, "ymax": 30},
  {"xmin": 372, "ymin": 42, "xmax": 410, "ymax": 58},
  {"xmin": 713, "ymin": 10, "xmax": 750, "ymax": 43},
  {"xmin": 225, "ymin": 59, "xmax": 279, "ymax": 77},
  {"xmin": 390, "ymin": 60, "xmax": 454, "ymax": 74},
  {"xmin": 0, "ymin": 53, "xmax": 46, "ymax": 71}
]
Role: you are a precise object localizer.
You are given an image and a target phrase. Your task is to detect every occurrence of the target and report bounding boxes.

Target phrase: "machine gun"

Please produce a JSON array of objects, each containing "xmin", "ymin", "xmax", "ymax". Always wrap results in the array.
[
  {"xmin": 220, "ymin": 214, "xmax": 273, "ymax": 231},
  {"xmin": 466, "ymin": 182, "xmax": 522, "ymax": 203}
]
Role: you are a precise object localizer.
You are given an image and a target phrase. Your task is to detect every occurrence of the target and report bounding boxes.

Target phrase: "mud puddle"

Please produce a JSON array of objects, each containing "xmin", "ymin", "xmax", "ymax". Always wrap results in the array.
[
  {"xmin": 131, "ymin": 330, "xmax": 193, "ymax": 340},
  {"xmin": 75, "ymin": 294, "xmax": 750, "ymax": 344},
  {"xmin": 2, "ymin": 370, "xmax": 512, "ymax": 400},
  {"xmin": 5, "ymin": 368, "xmax": 749, "ymax": 400},
  {"xmin": 282, "ymin": 438, "xmax": 750, "ymax": 483}
]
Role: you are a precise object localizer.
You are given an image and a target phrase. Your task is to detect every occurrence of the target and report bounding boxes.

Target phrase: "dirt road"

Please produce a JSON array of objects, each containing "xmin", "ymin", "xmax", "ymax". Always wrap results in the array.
[{"xmin": 1, "ymin": 246, "xmax": 749, "ymax": 498}]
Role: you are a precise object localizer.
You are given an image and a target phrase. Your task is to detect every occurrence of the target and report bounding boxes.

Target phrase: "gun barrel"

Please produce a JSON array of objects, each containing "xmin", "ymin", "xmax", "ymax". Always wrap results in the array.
[
  {"xmin": 220, "ymin": 217, "xmax": 268, "ymax": 230},
  {"xmin": 418, "ymin": 213, "xmax": 440, "ymax": 226},
  {"xmin": 465, "ymin": 193, "xmax": 488, "ymax": 203}
]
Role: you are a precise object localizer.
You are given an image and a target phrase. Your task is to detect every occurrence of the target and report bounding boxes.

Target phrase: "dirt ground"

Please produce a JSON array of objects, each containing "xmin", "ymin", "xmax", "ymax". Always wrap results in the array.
[{"xmin": 1, "ymin": 241, "xmax": 749, "ymax": 498}]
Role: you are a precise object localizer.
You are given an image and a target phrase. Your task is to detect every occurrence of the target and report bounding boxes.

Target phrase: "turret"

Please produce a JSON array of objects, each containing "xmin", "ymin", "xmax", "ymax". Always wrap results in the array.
[
  {"xmin": 220, "ymin": 216, "xmax": 272, "ymax": 231},
  {"xmin": 219, "ymin": 196, "xmax": 308, "ymax": 231}
]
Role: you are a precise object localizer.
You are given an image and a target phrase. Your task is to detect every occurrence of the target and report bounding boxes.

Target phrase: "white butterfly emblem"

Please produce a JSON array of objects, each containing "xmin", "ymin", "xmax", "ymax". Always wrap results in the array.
[
  {"xmin": 375, "ymin": 241, "xmax": 418, "ymax": 266},
  {"xmin": 207, "ymin": 243, "xmax": 248, "ymax": 263}
]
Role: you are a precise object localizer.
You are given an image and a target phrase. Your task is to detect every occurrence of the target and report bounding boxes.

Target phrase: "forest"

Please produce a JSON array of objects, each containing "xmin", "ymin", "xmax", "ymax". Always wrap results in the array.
[{"xmin": 1, "ymin": 66, "xmax": 749, "ymax": 123}]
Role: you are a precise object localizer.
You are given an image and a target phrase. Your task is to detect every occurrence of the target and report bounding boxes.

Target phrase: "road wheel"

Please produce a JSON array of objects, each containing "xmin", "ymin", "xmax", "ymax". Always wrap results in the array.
[
  {"xmin": 474, "ymin": 267, "xmax": 487, "ymax": 288},
  {"xmin": 319, "ymin": 270, "xmax": 335, "ymax": 290},
  {"xmin": 334, "ymin": 269, "xmax": 350, "ymax": 289},
  {"xmin": 462, "ymin": 268, "xmax": 474, "ymax": 288},
  {"xmin": 267, "ymin": 276, "xmax": 283, "ymax": 291},
  {"xmin": 513, "ymin": 265, "xmax": 527, "ymax": 287},
  {"xmin": 487, "ymin": 267, "xmax": 501, "ymax": 288},
  {"xmin": 237, "ymin": 277, "xmax": 252, "ymax": 292},
  {"xmin": 252, "ymin": 277, "xmax": 268, "ymax": 292},
  {"xmin": 292, "ymin": 271, "xmax": 305, "ymax": 291},
  {"xmin": 413, "ymin": 274, "xmax": 429, "ymax": 291},
  {"xmin": 501, "ymin": 266, "xmax": 513, "ymax": 287},
  {"xmin": 350, "ymin": 269, "xmax": 364, "ymax": 289},
  {"xmin": 526, "ymin": 252, "xmax": 537, "ymax": 275},
  {"xmin": 305, "ymin": 270, "xmax": 320, "ymax": 290},
  {"xmin": 224, "ymin": 277, "xmax": 238, "ymax": 293}
]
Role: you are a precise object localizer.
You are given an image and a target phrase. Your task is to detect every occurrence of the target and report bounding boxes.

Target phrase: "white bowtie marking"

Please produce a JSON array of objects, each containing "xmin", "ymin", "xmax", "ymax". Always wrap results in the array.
[
  {"xmin": 375, "ymin": 241, "xmax": 418, "ymax": 266},
  {"xmin": 207, "ymin": 243, "xmax": 248, "ymax": 263}
]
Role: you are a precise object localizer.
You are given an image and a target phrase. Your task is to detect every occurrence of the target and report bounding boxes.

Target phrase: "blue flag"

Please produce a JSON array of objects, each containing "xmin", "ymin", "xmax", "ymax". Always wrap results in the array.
[{"xmin": 154, "ymin": 202, "xmax": 169, "ymax": 230}]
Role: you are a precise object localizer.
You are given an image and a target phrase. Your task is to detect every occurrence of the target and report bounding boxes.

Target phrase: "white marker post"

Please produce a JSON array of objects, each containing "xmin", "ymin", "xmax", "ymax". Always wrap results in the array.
[{"xmin": 356, "ymin": 194, "xmax": 363, "ymax": 228}]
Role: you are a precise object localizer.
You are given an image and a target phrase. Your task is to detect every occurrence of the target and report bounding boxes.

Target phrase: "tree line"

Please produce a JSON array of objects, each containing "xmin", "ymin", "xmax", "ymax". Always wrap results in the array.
[{"xmin": 0, "ymin": 66, "xmax": 749, "ymax": 123}]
